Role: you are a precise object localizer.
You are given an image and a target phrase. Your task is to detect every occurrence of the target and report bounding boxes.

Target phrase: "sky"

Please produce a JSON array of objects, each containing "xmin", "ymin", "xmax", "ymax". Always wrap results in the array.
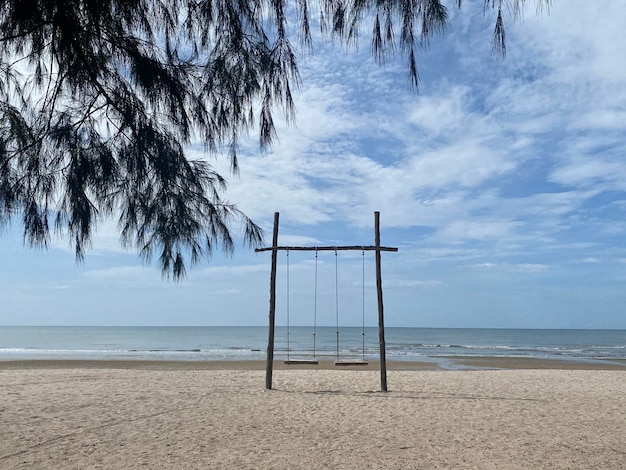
[{"xmin": 1, "ymin": 0, "xmax": 626, "ymax": 329}]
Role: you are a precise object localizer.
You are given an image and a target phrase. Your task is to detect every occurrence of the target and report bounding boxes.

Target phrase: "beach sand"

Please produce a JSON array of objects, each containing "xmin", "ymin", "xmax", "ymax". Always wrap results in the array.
[{"xmin": 1, "ymin": 360, "xmax": 625, "ymax": 469}]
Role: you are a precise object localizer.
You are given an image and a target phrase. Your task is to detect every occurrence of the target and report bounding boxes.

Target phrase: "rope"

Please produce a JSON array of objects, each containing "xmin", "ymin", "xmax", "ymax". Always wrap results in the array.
[
  {"xmin": 335, "ymin": 248, "xmax": 339, "ymax": 359},
  {"xmin": 362, "ymin": 248, "xmax": 366, "ymax": 358},
  {"xmin": 313, "ymin": 249, "xmax": 318, "ymax": 360},
  {"xmin": 286, "ymin": 249, "xmax": 290, "ymax": 361}
]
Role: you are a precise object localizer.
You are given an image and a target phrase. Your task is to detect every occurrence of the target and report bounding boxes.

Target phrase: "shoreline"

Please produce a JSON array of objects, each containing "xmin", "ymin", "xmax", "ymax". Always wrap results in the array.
[{"xmin": 1, "ymin": 356, "xmax": 625, "ymax": 370}]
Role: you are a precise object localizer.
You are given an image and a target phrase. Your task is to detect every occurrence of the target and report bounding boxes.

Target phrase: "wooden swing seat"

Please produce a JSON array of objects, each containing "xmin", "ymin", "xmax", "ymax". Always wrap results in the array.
[
  {"xmin": 284, "ymin": 359, "xmax": 319, "ymax": 365},
  {"xmin": 334, "ymin": 359, "xmax": 369, "ymax": 366}
]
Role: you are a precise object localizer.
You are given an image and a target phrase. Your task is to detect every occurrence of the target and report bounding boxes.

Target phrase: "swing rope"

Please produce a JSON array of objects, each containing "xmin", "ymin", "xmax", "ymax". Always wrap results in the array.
[
  {"xmin": 313, "ymin": 249, "xmax": 318, "ymax": 360},
  {"xmin": 335, "ymin": 248, "xmax": 339, "ymax": 359},
  {"xmin": 283, "ymin": 247, "xmax": 369, "ymax": 365},
  {"xmin": 362, "ymin": 249, "xmax": 366, "ymax": 359},
  {"xmin": 286, "ymin": 249, "xmax": 290, "ymax": 361}
]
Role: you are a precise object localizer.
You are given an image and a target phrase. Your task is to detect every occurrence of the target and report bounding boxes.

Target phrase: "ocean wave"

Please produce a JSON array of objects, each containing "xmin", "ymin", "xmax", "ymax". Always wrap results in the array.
[
  {"xmin": 1, "ymin": 327, "xmax": 625, "ymax": 361},
  {"xmin": 0, "ymin": 347, "xmax": 265, "ymax": 360}
]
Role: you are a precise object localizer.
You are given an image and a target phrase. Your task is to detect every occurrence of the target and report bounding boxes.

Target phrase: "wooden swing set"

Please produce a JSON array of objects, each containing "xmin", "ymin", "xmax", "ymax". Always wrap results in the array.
[{"xmin": 256, "ymin": 212, "xmax": 398, "ymax": 391}]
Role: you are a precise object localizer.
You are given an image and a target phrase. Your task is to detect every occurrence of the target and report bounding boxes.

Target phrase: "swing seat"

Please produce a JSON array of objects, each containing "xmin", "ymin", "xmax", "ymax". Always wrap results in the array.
[
  {"xmin": 284, "ymin": 359, "xmax": 319, "ymax": 365},
  {"xmin": 334, "ymin": 358, "xmax": 369, "ymax": 366}
]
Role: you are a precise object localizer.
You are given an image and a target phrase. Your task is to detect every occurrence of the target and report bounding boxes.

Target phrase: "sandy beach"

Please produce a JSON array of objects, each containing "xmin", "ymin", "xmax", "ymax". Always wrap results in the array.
[{"xmin": 1, "ymin": 360, "xmax": 625, "ymax": 469}]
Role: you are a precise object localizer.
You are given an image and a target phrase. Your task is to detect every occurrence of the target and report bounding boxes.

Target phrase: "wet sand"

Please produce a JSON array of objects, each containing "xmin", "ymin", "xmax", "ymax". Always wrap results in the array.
[{"xmin": 1, "ymin": 356, "xmax": 625, "ymax": 371}]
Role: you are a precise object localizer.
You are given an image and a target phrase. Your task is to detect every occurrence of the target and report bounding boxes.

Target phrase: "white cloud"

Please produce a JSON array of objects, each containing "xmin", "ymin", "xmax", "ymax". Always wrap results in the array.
[
  {"xmin": 438, "ymin": 219, "xmax": 522, "ymax": 241},
  {"xmin": 277, "ymin": 234, "xmax": 323, "ymax": 246},
  {"xmin": 387, "ymin": 279, "xmax": 443, "ymax": 288},
  {"xmin": 513, "ymin": 263, "xmax": 549, "ymax": 273},
  {"xmin": 550, "ymin": 158, "xmax": 626, "ymax": 190},
  {"xmin": 82, "ymin": 265, "xmax": 151, "ymax": 281}
]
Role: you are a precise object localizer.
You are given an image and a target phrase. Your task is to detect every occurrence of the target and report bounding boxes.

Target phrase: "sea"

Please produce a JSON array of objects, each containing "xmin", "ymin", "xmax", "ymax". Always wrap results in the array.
[{"xmin": 0, "ymin": 326, "xmax": 625, "ymax": 369}]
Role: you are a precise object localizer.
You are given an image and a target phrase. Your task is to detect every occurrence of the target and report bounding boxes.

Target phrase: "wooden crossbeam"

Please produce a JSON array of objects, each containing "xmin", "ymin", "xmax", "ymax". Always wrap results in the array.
[{"xmin": 255, "ymin": 245, "xmax": 398, "ymax": 253}]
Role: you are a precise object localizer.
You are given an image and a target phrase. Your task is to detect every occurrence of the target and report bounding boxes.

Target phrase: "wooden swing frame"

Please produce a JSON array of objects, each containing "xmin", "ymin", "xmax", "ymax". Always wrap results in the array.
[{"xmin": 256, "ymin": 212, "xmax": 398, "ymax": 391}]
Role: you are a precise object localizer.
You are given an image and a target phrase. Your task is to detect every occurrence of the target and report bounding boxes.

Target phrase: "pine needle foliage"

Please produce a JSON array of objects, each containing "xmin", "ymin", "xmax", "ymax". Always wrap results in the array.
[{"xmin": 0, "ymin": 0, "xmax": 549, "ymax": 280}]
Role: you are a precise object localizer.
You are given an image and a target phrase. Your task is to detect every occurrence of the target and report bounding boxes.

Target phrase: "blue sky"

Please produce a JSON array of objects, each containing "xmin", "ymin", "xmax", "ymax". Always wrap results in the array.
[{"xmin": 2, "ymin": 0, "xmax": 626, "ymax": 328}]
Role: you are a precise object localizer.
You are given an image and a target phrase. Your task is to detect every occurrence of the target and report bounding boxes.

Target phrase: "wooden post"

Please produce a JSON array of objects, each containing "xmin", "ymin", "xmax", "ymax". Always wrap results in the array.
[
  {"xmin": 265, "ymin": 212, "xmax": 280, "ymax": 390},
  {"xmin": 375, "ymin": 211, "xmax": 388, "ymax": 392}
]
